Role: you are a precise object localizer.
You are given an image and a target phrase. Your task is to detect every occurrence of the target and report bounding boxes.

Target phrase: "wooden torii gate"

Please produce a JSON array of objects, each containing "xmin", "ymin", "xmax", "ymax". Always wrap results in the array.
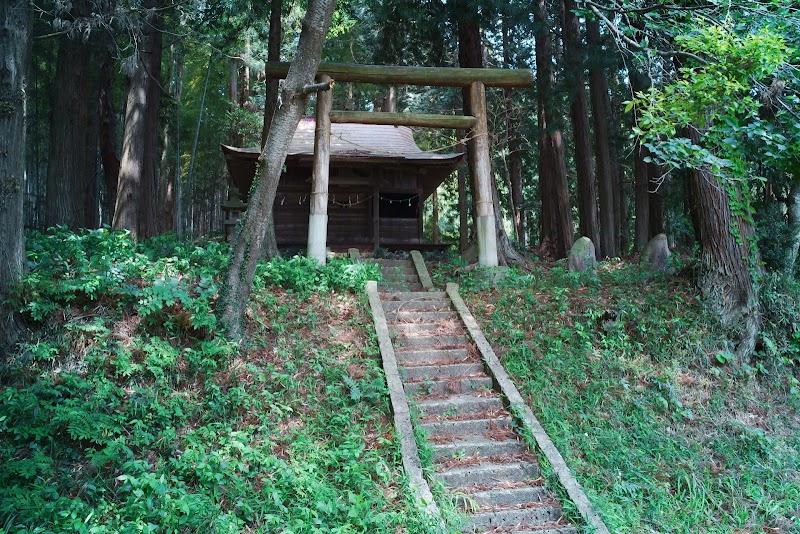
[{"xmin": 265, "ymin": 62, "xmax": 534, "ymax": 266}]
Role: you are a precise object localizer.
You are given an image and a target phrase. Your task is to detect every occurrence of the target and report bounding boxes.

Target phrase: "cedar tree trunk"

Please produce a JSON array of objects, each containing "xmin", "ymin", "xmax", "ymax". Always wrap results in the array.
[
  {"xmin": 689, "ymin": 128, "xmax": 761, "ymax": 362},
  {"xmin": 536, "ymin": 0, "xmax": 573, "ymax": 260},
  {"xmin": 564, "ymin": 0, "xmax": 600, "ymax": 253},
  {"xmin": 0, "ymin": 0, "xmax": 30, "ymax": 349},
  {"xmin": 113, "ymin": 3, "xmax": 163, "ymax": 239},
  {"xmin": 220, "ymin": 0, "xmax": 337, "ymax": 337},
  {"xmin": 46, "ymin": 26, "xmax": 92, "ymax": 229},
  {"xmin": 587, "ymin": 19, "xmax": 616, "ymax": 258}
]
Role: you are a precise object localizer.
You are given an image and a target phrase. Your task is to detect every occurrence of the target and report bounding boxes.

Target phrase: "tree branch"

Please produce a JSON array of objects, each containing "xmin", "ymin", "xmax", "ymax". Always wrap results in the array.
[
  {"xmin": 586, "ymin": 3, "xmax": 708, "ymax": 65},
  {"xmin": 302, "ymin": 79, "xmax": 335, "ymax": 94}
]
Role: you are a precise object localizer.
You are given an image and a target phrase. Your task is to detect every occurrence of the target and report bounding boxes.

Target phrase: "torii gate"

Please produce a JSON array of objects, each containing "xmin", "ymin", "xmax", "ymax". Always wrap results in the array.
[{"xmin": 265, "ymin": 62, "xmax": 534, "ymax": 266}]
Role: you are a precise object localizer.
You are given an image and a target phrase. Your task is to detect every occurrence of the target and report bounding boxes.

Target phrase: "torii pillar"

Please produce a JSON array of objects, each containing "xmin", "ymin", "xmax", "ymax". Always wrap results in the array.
[
  {"xmin": 307, "ymin": 74, "xmax": 332, "ymax": 265},
  {"xmin": 468, "ymin": 81, "xmax": 499, "ymax": 267}
]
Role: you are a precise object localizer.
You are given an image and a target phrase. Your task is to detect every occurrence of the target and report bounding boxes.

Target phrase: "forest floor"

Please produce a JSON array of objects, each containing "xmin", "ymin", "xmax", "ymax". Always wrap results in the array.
[
  {"xmin": 429, "ymin": 258, "xmax": 800, "ymax": 533},
  {"xmin": 1, "ymin": 229, "xmax": 798, "ymax": 533}
]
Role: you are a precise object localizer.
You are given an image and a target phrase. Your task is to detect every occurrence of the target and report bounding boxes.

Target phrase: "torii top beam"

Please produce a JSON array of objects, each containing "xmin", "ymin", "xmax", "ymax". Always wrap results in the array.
[{"xmin": 265, "ymin": 61, "xmax": 534, "ymax": 89}]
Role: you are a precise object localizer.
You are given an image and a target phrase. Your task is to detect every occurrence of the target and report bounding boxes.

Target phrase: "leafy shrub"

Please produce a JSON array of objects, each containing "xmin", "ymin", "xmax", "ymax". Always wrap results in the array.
[{"xmin": 254, "ymin": 255, "xmax": 380, "ymax": 296}]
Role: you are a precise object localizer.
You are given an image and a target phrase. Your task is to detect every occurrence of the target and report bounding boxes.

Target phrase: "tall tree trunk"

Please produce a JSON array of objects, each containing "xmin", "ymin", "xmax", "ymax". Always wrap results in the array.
[
  {"xmin": 608, "ymin": 91, "xmax": 625, "ymax": 252},
  {"xmin": 113, "ymin": 2, "xmax": 163, "ymax": 239},
  {"xmin": 458, "ymin": 18, "xmax": 480, "ymax": 254},
  {"xmin": 457, "ymin": 131, "xmax": 469, "ymax": 253},
  {"xmin": 564, "ymin": 0, "xmax": 599, "ymax": 254},
  {"xmin": 648, "ymin": 162, "xmax": 665, "ymax": 236},
  {"xmin": 587, "ymin": 19, "xmax": 616, "ymax": 258},
  {"xmin": 785, "ymin": 179, "xmax": 800, "ymax": 275},
  {"xmin": 634, "ymin": 141, "xmax": 650, "ymax": 249},
  {"xmin": 46, "ymin": 25, "xmax": 91, "ymax": 229},
  {"xmin": 98, "ymin": 50, "xmax": 119, "ymax": 224},
  {"xmin": 173, "ymin": 47, "xmax": 184, "ymax": 238},
  {"xmin": 688, "ymin": 129, "xmax": 761, "ymax": 362},
  {"xmin": 0, "ymin": 0, "xmax": 30, "ymax": 349},
  {"xmin": 536, "ymin": 0, "xmax": 573, "ymax": 260},
  {"xmin": 260, "ymin": 0, "xmax": 283, "ymax": 259},
  {"xmin": 220, "ymin": 0, "xmax": 337, "ymax": 337},
  {"xmin": 502, "ymin": 15, "xmax": 524, "ymax": 244}
]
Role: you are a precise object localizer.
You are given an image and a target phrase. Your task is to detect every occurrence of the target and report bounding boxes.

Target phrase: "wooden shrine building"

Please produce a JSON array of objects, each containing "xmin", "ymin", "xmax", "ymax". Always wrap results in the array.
[
  {"xmin": 221, "ymin": 61, "xmax": 533, "ymax": 266},
  {"xmin": 221, "ymin": 118, "xmax": 462, "ymax": 249}
]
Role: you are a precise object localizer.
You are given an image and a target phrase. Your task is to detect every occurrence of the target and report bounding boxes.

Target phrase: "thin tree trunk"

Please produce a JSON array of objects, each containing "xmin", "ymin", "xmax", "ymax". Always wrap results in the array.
[
  {"xmin": 609, "ymin": 92, "xmax": 625, "ymax": 252},
  {"xmin": 536, "ymin": 0, "xmax": 573, "ymax": 260},
  {"xmin": 688, "ymin": 128, "xmax": 761, "ymax": 362},
  {"xmin": 564, "ymin": 0, "xmax": 600, "ymax": 254},
  {"xmin": 220, "ymin": 0, "xmax": 337, "ymax": 337},
  {"xmin": 634, "ymin": 142, "xmax": 650, "ymax": 249},
  {"xmin": 185, "ymin": 52, "xmax": 212, "ymax": 239},
  {"xmin": 46, "ymin": 27, "xmax": 91, "ymax": 229},
  {"xmin": 648, "ymin": 162, "xmax": 665, "ymax": 236},
  {"xmin": 587, "ymin": 19, "xmax": 616, "ymax": 258},
  {"xmin": 502, "ymin": 15, "xmax": 524, "ymax": 243},
  {"xmin": 0, "ymin": 0, "xmax": 30, "ymax": 349},
  {"xmin": 174, "ymin": 47, "xmax": 184, "ymax": 238},
  {"xmin": 457, "ymin": 131, "xmax": 468, "ymax": 253},
  {"xmin": 785, "ymin": 179, "xmax": 800, "ymax": 274},
  {"xmin": 432, "ymin": 189, "xmax": 439, "ymax": 244},
  {"xmin": 260, "ymin": 0, "xmax": 283, "ymax": 259}
]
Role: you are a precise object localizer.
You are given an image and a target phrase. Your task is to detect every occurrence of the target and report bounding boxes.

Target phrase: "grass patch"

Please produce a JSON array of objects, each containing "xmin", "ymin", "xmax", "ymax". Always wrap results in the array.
[{"xmin": 432, "ymin": 259, "xmax": 800, "ymax": 533}]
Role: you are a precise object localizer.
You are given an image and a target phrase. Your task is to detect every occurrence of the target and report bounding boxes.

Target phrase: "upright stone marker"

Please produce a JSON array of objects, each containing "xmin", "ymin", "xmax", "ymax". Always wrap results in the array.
[
  {"xmin": 642, "ymin": 233, "xmax": 674, "ymax": 274},
  {"xmin": 307, "ymin": 74, "xmax": 332, "ymax": 265},
  {"xmin": 568, "ymin": 236, "xmax": 597, "ymax": 275}
]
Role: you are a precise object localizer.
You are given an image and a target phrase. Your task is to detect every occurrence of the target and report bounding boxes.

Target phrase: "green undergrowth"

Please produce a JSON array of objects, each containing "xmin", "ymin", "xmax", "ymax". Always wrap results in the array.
[
  {"xmin": 432, "ymin": 260, "xmax": 800, "ymax": 533},
  {"xmin": 1, "ymin": 227, "xmax": 443, "ymax": 533}
]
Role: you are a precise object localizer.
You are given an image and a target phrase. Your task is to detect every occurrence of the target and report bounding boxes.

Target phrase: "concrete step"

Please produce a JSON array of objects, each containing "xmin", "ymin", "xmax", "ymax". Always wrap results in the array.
[
  {"xmin": 435, "ymin": 461, "xmax": 540, "ymax": 487},
  {"xmin": 383, "ymin": 300, "xmax": 451, "ymax": 312},
  {"xmin": 389, "ymin": 323, "xmax": 454, "ymax": 336},
  {"xmin": 382, "ymin": 282, "xmax": 423, "ymax": 292},
  {"xmin": 418, "ymin": 394, "xmax": 503, "ymax": 417},
  {"xmin": 462, "ymin": 486, "xmax": 548, "ymax": 508},
  {"xmin": 382, "ymin": 271, "xmax": 420, "ymax": 280},
  {"xmin": 386, "ymin": 310, "xmax": 460, "ymax": 323},
  {"xmin": 382, "ymin": 291, "xmax": 447, "ymax": 302},
  {"xmin": 401, "ymin": 362, "xmax": 485, "ymax": 381},
  {"xmin": 395, "ymin": 348, "xmax": 475, "ymax": 366},
  {"xmin": 370, "ymin": 259, "xmax": 413, "ymax": 267},
  {"xmin": 432, "ymin": 435, "xmax": 524, "ymax": 460},
  {"xmin": 422, "ymin": 416, "xmax": 511, "ymax": 437},
  {"xmin": 379, "ymin": 266, "xmax": 417, "ymax": 276},
  {"xmin": 406, "ymin": 376, "xmax": 493, "ymax": 397},
  {"xmin": 467, "ymin": 504, "xmax": 564, "ymax": 529},
  {"xmin": 394, "ymin": 334, "xmax": 470, "ymax": 350}
]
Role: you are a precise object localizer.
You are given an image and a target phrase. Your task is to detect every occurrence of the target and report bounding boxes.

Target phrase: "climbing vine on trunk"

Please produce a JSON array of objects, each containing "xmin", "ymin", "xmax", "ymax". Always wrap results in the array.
[{"xmin": 631, "ymin": 25, "xmax": 790, "ymax": 362}]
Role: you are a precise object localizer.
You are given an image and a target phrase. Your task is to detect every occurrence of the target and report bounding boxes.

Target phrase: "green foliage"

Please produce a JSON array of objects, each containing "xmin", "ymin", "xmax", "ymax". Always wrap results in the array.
[
  {"xmin": 254, "ymin": 256, "xmax": 380, "ymax": 296},
  {"xmin": 460, "ymin": 260, "xmax": 800, "ymax": 533},
  {"xmin": 1, "ymin": 229, "xmax": 438, "ymax": 532}
]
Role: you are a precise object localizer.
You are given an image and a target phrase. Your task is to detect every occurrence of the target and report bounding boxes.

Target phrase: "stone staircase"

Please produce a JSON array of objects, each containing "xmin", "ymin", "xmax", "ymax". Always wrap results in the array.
[{"xmin": 364, "ymin": 254, "xmax": 579, "ymax": 534}]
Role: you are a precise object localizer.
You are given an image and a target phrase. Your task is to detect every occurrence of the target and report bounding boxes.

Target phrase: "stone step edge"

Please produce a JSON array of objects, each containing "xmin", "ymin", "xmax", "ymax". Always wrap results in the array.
[
  {"xmin": 364, "ymin": 280, "xmax": 445, "ymax": 531},
  {"xmin": 446, "ymin": 283, "xmax": 610, "ymax": 534}
]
